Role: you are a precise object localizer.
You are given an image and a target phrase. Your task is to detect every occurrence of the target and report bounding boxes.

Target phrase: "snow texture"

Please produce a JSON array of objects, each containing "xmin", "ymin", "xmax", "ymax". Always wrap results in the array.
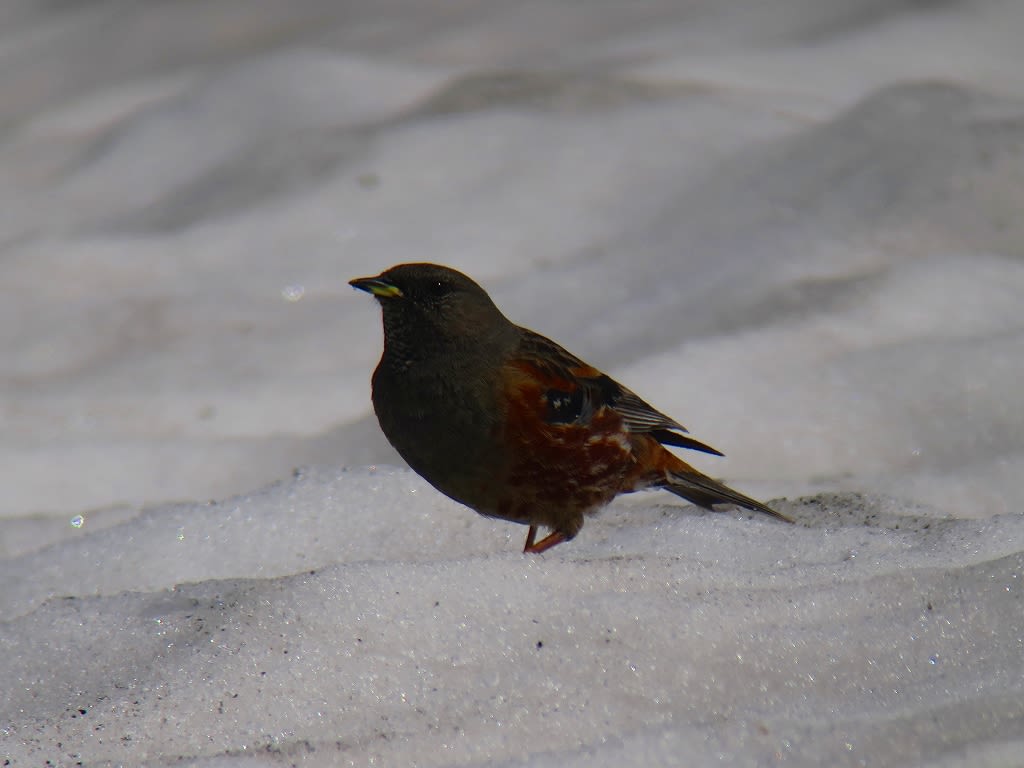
[{"xmin": 2, "ymin": 1, "xmax": 1023, "ymax": 766}]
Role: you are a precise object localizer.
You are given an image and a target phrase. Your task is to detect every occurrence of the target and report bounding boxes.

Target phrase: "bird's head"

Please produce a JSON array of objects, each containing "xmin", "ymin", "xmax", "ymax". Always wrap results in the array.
[{"xmin": 350, "ymin": 263, "xmax": 514, "ymax": 361}]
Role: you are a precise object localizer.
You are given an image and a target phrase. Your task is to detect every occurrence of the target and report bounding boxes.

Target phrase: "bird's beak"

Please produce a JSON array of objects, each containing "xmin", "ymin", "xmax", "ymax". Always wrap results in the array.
[{"xmin": 349, "ymin": 274, "xmax": 403, "ymax": 299}]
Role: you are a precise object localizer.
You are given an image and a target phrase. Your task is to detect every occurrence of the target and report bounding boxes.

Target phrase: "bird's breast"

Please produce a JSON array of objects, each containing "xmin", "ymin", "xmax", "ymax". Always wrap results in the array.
[{"xmin": 370, "ymin": 359, "xmax": 505, "ymax": 505}]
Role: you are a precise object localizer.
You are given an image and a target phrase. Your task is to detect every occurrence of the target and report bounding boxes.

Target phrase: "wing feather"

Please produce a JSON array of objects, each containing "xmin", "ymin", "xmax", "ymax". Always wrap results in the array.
[{"xmin": 512, "ymin": 329, "xmax": 725, "ymax": 457}]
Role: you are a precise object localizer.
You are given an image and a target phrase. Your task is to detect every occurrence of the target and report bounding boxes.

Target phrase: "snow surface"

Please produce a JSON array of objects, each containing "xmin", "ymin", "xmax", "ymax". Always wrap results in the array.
[{"xmin": 2, "ymin": 1, "xmax": 1024, "ymax": 766}]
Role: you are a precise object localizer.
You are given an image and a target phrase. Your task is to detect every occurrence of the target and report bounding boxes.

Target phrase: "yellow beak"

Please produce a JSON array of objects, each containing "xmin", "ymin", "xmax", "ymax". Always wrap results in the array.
[{"xmin": 349, "ymin": 275, "xmax": 403, "ymax": 299}]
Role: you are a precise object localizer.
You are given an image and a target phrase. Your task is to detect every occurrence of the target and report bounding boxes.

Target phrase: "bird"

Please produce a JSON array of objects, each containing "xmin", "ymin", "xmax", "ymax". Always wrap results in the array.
[{"xmin": 350, "ymin": 263, "xmax": 791, "ymax": 553}]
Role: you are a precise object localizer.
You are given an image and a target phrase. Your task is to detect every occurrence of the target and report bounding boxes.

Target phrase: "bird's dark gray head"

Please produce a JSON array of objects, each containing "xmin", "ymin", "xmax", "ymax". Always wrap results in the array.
[{"xmin": 350, "ymin": 263, "xmax": 515, "ymax": 364}]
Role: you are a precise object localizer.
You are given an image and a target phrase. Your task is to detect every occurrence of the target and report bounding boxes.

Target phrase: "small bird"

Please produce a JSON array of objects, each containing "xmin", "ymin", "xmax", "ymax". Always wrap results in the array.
[{"xmin": 350, "ymin": 263, "xmax": 791, "ymax": 553}]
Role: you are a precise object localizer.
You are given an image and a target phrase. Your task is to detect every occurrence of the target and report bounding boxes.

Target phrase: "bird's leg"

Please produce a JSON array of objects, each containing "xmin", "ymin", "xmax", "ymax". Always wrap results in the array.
[
  {"xmin": 523, "ymin": 525, "xmax": 537, "ymax": 552},
  {"xmin": 524, "ymin": 530, "xmax": 567, "ymax": 554}
]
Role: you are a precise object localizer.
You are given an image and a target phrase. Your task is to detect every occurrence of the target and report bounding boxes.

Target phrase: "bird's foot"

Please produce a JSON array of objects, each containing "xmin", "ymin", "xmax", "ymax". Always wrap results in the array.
[{"xmin": 523, "ymin": 526, "xmax": 568, "ymax": 554}]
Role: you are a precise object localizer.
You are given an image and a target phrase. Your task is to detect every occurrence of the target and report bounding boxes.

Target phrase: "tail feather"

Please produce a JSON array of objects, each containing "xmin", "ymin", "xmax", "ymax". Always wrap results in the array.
[
  {"xmin": 663, "ymin": 469, "xmax": 793, "ymax": 523},
  {"xmin": 650, "ymin": 429, "xmax": 724, "ymax": 457},
  {"xmin": 630, "ymin": 434, "xmax": 791, "ymax": 523}
]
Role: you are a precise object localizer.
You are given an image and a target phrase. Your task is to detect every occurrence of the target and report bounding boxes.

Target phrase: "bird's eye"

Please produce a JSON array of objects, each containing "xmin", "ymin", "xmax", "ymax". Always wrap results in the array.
[{"xmin": 427, "ymin": 280, "xmax": 453, "ymax": 298}]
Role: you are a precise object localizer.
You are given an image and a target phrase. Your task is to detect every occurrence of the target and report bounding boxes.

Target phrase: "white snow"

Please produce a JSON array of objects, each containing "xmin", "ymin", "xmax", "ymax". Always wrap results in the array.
[{"xmin": 2, "ymin": 2, "xmax": 1023, "ymax": 766}]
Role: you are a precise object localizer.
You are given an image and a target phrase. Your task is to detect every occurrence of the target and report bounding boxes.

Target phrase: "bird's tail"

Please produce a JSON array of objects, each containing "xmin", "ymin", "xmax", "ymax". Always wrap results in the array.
[
  {"xmin": 629, "ymin": 435, "xmax": 792, "ymax": 523},
  {"xmin": 660, "ymin": 456, "xmax": 792, "ymax": 523},
  {"xmin": 663, "ymin": 470, "xmax": 791, "ymax": 522}
]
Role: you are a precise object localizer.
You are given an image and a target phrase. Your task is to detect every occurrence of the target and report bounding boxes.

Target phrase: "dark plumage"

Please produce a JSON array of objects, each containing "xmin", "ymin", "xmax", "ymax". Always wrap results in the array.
[{"xmin": 350, "ymin": 263, "xmax": 791, "ymax": 553}]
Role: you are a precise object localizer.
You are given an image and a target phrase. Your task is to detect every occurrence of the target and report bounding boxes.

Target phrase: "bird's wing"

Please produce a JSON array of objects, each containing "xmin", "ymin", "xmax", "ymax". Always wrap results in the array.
[{"xmin": 510, "ymin": 329, "xmax": 724, "ymax": 457}]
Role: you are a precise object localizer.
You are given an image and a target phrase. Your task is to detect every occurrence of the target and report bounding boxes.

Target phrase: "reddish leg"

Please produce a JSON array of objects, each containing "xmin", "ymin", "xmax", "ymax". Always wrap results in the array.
[
  {"xmin": 523, "ymin": 530, "xmax": 567, "ymax": 554},
  {"xmin": 523, "ymin": 525, "xmax": 538, "ymax": 552}
]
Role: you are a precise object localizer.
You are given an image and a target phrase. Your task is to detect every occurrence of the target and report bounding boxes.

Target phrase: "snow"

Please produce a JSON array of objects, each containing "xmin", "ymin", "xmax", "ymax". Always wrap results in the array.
[{"xmin": 2, "ymin": 1, "xmax": 1023, "ymax": 766}]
